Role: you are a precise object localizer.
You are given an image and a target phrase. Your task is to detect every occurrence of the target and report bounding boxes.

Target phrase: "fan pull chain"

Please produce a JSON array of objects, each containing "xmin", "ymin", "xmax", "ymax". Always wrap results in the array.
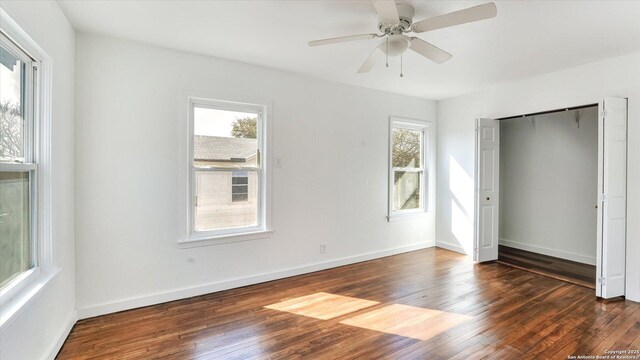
[
  {"xmin": 400, "ymin": 53, "xmax": 403, "ymax": 77},
  {"xmin": 386, "ymin": 38, "xmax": 389, "ymax": 68}
]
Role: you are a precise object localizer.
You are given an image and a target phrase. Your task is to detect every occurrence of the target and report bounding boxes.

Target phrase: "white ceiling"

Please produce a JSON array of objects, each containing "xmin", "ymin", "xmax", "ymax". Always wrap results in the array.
[{"xmin": 58, "ymin": 0, "xmax": 640, "ymax": 100}]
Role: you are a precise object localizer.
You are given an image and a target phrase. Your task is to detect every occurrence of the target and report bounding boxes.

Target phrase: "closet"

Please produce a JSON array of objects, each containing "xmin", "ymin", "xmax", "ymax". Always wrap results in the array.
[
  {"xmin": 497, "ymin": 106, "xmax": 598, "ymax": 288},
  {"xmin": 474, "ymin": 98, "xmax": 628, "ymax": 299}
]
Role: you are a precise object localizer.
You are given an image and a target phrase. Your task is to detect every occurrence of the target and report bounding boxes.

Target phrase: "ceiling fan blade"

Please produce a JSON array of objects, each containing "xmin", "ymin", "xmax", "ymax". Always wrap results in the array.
[
  {"xmin": 411, "ymin": 2, "xmax": 497, "ymax": 33},
  {"xmin": 308, "ymin": 33, "xmax": 378, "ymax": 47},
  {"xmin": 409, "ymin": 38, "xmax": 453, "ymax": 64},
  {"xmin": 372, "ymin": 0, "xmax": 400, "ymax": 27},
  {"xmin": 357, "ymin": 44, "xmax": 384, "ymax": 73}
]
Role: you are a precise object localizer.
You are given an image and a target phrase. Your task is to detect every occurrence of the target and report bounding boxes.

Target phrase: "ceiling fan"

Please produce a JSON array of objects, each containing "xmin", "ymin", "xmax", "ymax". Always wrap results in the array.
[{"xmin": 308, "ymin": 1, "xmax": 497, "ymax": 75}]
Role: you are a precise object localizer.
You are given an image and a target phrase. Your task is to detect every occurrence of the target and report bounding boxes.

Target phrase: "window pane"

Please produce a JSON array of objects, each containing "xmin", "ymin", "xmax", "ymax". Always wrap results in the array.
[
  {"xmin": 393, "ymin": 171, "xmax": 421, "ymax": 211},
  {"xmin": 232, "ymin": 170, "xmax": 248, "ymax": 185},
  {"xmin": 231, "ymin": 185, "xmax": 248, "ymax": 194},
  {"xmin": 232, "ymin": 177, "xmax": 248, "ymax": 185},
  {"xmin": 193, "ymin": 107, "xmax": 258, "ymax": 169},
  {"xmin": 0, "ymin": 44, "xmax": 26, "ymax": 163},
  {"xmin": 195, "ymin": 170, "xmax": 258, "ymax": 231},
  {"xmin": 232, "ymin": 194, "xmax": 248, "ymax": 202},
  {"xmin": 0, "ymin": 171, "xmax": 31, "ymax": 287},
  {"xmin": 392, "ymin": 128, "xmax": 421, "ymax": 168}
]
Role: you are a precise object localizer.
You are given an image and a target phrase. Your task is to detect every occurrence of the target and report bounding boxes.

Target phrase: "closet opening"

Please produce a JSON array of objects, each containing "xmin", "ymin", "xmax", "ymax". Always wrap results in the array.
[
  {"xmin": 474, "ymin": 98, "xmax": 628, "ymax": 299},
  {"xmin": 497, "ymin": 105, "xmax": 599, "ymax": 289}
]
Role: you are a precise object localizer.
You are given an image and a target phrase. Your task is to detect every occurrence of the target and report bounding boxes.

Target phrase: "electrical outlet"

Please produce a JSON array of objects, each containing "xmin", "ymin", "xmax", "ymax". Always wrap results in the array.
[{"xmin": 320, "ymin": 243, "xmax": 327, "ymax": 254}]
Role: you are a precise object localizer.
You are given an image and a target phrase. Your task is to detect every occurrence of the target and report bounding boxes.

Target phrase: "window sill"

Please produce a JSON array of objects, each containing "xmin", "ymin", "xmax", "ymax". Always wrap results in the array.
[
  {"xmin": 179, "ymin": 230, "xmax": 274, "ymax": 248},
  {"xmin": 387, "ymin": 212, "xmax": 430, "ymax": 222},
  {"xmin": 0, "ymin": 267, "xmax": 60, "ymax": 332}
]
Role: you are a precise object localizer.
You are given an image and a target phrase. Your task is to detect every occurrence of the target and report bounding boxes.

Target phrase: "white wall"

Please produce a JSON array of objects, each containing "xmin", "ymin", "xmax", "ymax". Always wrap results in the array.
[
  {"xmin": 0, "ymin": 1, "xmax": 76, "ymax": 359},
  {"xmin": 436, "ymin": 51, "xmax": 640, "ymax": 302},
  {"xmin": 499, "ymin": 107, "xmax": 598, "ymax": 265},
  {"xmin": 74, "ymin": 33, "xmax": 436, "ymax": 318}
]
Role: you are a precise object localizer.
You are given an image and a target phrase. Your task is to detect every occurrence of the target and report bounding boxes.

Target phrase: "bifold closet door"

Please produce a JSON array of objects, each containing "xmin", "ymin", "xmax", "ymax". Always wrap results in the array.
[
  {"xmin": 596, "ymin": 97, "xmax": 628, "ymax": 299},
  {"xmin": 474, "ymin": 118, "xmax": 500, "ymax": 262}
]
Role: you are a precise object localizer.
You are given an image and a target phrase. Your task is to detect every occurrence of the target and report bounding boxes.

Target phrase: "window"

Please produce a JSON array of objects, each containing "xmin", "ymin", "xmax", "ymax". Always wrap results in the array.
[
  {"xmin": 188, "ymin": 98, "xmax": 266, "ymax": 240},
  {"xmin": 0, "ymin": 34, "xmax": 36, "ymax": 290},
  {"xmin": 231, "ymin": 171, "xmax": 249, "ymax": 202},
  {"xmin": 0, "ymin": 14, "xmax": 53, "ymax": 329},
  {"xmin": 388, "ymin": 117, "xmax": 430, "ymax": 218}
]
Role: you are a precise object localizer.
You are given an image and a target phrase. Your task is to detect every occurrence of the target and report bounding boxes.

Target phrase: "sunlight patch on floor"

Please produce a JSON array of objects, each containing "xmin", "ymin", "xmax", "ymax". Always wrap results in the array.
[
  {"xmin": 339, "ymin": 303, "xmax": 473, "ymax": 341},
  {"xmin": 264, "ymin": 292, "xmax": 379, "ymax": 320}
]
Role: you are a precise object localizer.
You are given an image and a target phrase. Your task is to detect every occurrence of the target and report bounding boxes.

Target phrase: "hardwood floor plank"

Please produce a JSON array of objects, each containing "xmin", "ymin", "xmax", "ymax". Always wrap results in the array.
[
  {"xmin": 584, "ymin": 306, "xmax": 640, "ymax": 355},
  {"xmin": 530, "ymin": 302, "xmax": 639, "ymax": 359},
  {"xmin": 498, "ymin": 245, "xmax": 596, "ymax": 289},
  {"xmin": 56, "ymin": 248, "xmax": 639, "ymax": 359}
]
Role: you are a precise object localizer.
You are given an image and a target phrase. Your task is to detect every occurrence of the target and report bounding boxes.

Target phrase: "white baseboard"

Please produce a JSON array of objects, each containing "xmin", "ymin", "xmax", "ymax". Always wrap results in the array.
[
  {"xmin": 46, "ymin": 310, "xmax": 77, "ymax": 360},
  {"xmin": 436, "ymin": 241, "xmax": 467, "ymax": 255},
  {"xmin": 499, "ymin": 238, "xmax": 596, "ymax": 265},
  {"xmin": 77, "ymin": 242, "xmax": 434, "ymax": 319}
]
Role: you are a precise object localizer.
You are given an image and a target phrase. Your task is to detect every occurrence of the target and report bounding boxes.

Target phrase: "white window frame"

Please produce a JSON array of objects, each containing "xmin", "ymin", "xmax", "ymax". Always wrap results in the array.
[
  {"xmin": 388, "ymin": 117, "xmax": 431, "ymax": 221},
  {"xmin": 0, "ymin": 9, "xmax": 55, "ymax": 330},
  {"xmin": 181, "ymin": 96, "xmax": 271, "ymax": 246}
]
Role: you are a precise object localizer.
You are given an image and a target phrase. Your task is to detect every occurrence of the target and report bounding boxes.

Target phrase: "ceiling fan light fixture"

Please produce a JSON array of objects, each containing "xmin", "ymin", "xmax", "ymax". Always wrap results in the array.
[{"xmin": 381, "ymin": 35, "xmax": 410, "ymax": 57}]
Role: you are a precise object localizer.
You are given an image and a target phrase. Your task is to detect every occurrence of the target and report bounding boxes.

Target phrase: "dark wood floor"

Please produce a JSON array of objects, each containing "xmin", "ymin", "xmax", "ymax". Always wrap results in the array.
[
  {"xmin": 498, "ymin": 245, "xmax": 597, "ymax": 289},
  {"xmin": 57, "ymin": 248, "xmax": 640, "ymax": 359}
]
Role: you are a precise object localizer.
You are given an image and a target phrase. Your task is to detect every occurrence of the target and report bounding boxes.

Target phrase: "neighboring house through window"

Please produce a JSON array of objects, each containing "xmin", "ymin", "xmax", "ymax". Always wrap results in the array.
[
  {"xmin": 388, "ymin": 117, "xmax": 430, "ymax": 219},
  {"xmin": 188, "ymin": 98, "xmax": 266, "ymax": 240}
]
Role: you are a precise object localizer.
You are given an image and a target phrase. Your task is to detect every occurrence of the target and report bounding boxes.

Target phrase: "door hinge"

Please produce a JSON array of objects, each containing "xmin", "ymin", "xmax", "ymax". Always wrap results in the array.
[
  {"xmin": 598, "ymin": 277, "xmax": 606, "ymax": 285},
  {"xmin": 600, "ymin": 110, "xmax": 607, "ymax": 117},
  {"xmin": 600, "ymin": 194, "xmax": 607, "ymax": 202}
]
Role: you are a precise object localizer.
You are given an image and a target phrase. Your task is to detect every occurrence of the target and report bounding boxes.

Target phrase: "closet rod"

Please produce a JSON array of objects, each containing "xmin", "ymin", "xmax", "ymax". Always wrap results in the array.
[{"xmin": 497, "ymin": 103, "xmax": 598, "ymax": 121}]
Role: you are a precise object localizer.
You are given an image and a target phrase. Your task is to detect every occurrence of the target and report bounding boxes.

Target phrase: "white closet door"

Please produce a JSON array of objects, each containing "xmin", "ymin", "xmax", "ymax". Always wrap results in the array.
[
  {"xmin": 596, "ymin": 97, "xmax": 628, "ymax": 298},
  {"xmin": 475, "ymin": 118, "xmax": 500, "ymax": 262}
]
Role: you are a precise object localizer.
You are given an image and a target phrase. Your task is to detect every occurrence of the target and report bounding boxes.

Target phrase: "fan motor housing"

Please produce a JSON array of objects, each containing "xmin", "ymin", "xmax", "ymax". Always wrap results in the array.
[{"xmin": 378, "ymin": 3, "xmax": 414, "ymax": 32}]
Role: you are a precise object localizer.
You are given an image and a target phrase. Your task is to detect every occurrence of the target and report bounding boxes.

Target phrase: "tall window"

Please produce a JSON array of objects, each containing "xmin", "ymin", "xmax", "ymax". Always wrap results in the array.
[
  {"xmin": 190, "ymin": 99, "xmax": 265, "ymax": 238},
  {"xmin": 0, "ymin": 34, "xmax": 36, "ymax": 289},
  {"xmin": 389, "ymin": 118, "xmax": 429, "ymax": 218}
]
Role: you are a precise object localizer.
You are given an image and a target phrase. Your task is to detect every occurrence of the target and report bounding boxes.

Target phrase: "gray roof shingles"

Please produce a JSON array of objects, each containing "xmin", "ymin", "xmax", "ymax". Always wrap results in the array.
[{"xmin": 194, "ymin": 135, "xmax": 257, "ymax": 161}]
